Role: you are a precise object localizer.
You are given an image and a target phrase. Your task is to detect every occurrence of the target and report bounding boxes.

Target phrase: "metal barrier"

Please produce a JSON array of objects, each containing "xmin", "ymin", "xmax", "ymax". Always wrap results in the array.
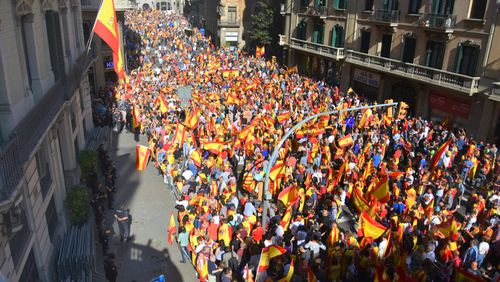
[
  {"xmin": 86, "ymin": 126, "xmax": 112, "ymax": 151},
  {"xmin": 56, "ymin": 223, "xmax": 95, "ymax": 282}
]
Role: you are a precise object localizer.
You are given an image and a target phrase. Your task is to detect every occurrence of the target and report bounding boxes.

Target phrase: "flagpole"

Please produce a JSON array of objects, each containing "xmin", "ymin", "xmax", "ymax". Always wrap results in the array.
[{"xmin": 85, "ymin": 0, "xmax": 105, "ymax": 55}]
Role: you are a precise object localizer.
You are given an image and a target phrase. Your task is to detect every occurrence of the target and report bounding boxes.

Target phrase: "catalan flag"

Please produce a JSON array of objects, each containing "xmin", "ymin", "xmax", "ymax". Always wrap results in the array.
[
  {"xmin": 135, "ymin": 145, "xmax": 151, "ymax": 171},
  {"xmin": 429, "ymin": 140, "xmax": 451, "ymax": 171},
  {"xmin": 358, "ymin": 211, "xmax": 387, "ymax": 239},
  {"xmin": 167, "ymin": 212, "xmax": 176, "ymax": 245},
  {"xmin": 92, "ymin": 0, "xmax": 125, "ymax": 79},
  {"xmin": 370, "ymin": 175, "xmax": 390, "ymax": 203},
  {"xmin": 269, "ymin": 160, "xmax": 286, "ymax": 181}
]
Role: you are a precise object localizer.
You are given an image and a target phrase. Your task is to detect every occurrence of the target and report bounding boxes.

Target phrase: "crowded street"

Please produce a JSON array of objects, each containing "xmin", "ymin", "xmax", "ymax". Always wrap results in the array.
[{"xmin": 99, "ymin": 9, "xmax": 500, "ymax": 282}]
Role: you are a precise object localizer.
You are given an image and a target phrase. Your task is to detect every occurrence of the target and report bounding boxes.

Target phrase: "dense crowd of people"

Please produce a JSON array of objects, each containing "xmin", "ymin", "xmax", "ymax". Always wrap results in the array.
[{"xmin": 112, "ymin": 9, "xmax": 500, "ymax": 282}]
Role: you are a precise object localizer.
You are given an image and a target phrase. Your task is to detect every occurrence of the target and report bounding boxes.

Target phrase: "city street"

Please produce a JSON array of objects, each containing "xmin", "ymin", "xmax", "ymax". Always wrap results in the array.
[{"xmin": 93, "ymin": 130, "xmax": 197, "ymax": 282}]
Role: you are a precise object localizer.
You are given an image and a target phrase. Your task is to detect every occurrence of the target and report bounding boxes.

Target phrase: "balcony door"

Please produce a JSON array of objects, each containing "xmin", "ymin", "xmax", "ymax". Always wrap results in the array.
[
  {"xmin": 381, "ymin": 34, "xmax": 392, "ymax": 58},
  {"xmin": 383, "ymin": 0, "xmax": 398, "ymax": 11},
  {"xmin": 313, "ymin": 24, "xmax": 325, "ymax": 44},
  {"xmin": 45, "ymin": 11, "xmax": 65, "ymax": 81},
  {"xmin": 432, "ymin": 0, "xmax": 454, "ymax": 15},
  {"xmin": 454, "ymin": 43, "xmax": 480, "ymax": 76},
  {"xmin": 297, "ymin": 21, "xmax": 308, "ymax": 40},
  {"xmin": 402, "ymin": 37, "xmax": 417, "ymax": 63},
  {"xmin": 333, "ymin": 0, "xmax": 346, "ymax": 9},
  {"xmin": 360, "ymin": 30, "xmax": 371, "ymax": 53},
  {"xmin": 424, "ymin": 40, "xmax": 445, "ymax": 69},
  {"xmin": 331, "ymin": 25, "xmax": 344, "ymax": 47}
]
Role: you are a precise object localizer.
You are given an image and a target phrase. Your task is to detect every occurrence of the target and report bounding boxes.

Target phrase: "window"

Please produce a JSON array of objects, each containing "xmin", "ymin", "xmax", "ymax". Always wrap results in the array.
[
  {"xmin": 228, "ymin": 7, "xmax": 237, "ymax": 23},
  {"xmin": 454, "ymin": 43, "xmax": 480, "ymax": 76},
  {"xmin": 296, "ymin": 21, "xmax": 307, "ymax": 40},
  {"xmin": 72, "ymin": 7, "xmax": 81, "ymax": 51},
  {"xmin": 301, "ymin": 0, "xmax": 310, "ymax": 8},
  {"xmin": 408, "ymin": 0, "xmax": 420, "ymax": 14},
  {"xmin": 360, "ymin": 30, "xmax": 371, "ymax": 53},
  {"xmin": 381, "ymin": 34, "xmax": 392, "ymax": 58},
  {"xmin": 333, "ymin": 0, "xmax": 346, "ymax": 9},
  {"xmin": 331, "ymin": 25, "xmax": 344, "ymax": 47},
  {"xmin": 19, "ymin": 249, "xmax": 39, "ymax": 282},
  {"xmin": 36, "ymin": 144, "xmax": 52, "ymax": 199},
  {"xmin": 312, "ymin": 24, "xmax": 325, "ymax": 44},
  {"xmin": 74, "ymin": 138, "xmax": 79, "ymax": 161},
  {"xmin": 432, "ymin": 0, "xmax": 454, "ymax": 15},
  {"xmin": 365, "ymin": 0, "xmax": 374, "ymax": 10},
  {"xmin": 424, "ymin": 40, "xmax": 445, "ymax": 69},
  {"xmin": 469, "ymin": 0, "xmax": 487, "ymax": 19},
  {"xmin": 45, "ymin": 11, "xmax": 65, "ymax": 80},
  {"xmin": 21, "ymin": 15, "xmax": 35, "ymax": 90},
  {"xmin": 316, "ymin": 0, "xmax": 326, "ymax": 7},
  {"xmin": 402, "ymin": 37, "xmax": 417, "ymax": 63},
  {"xmin": 383, "ymin": 0, "xmax": 399, "ymax": 10},
  {"xmin": 9, "ymin": 204, "xmax": 30, "ymax": 269},
  {"xmin": 45, "ymin": 197, "xmax": 58, "ymax": 242}
]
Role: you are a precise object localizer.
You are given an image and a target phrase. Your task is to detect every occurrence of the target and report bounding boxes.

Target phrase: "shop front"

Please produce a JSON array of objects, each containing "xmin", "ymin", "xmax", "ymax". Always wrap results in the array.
[
  {"xmin": 351, "ymin": 68, "xmax": 380, "ymax": 101},
  {"xmin": 428, "ymin": 91, "xmax": 472, "ymax": 129}
]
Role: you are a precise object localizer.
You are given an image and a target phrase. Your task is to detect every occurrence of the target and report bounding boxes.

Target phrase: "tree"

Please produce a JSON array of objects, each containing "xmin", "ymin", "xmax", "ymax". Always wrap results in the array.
[{"xmin": 249, "ymin": 0, "xmax": 274, "ymax": 47}]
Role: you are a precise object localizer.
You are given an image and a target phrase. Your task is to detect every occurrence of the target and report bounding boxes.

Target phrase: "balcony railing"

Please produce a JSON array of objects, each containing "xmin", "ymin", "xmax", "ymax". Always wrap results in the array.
[
  {"xmin": 81, "ymin": 0, "xmax": 99, "ymax": 10},
  {"xmin": 0, "ymin": 46, "xmax": 97, "ymax": 203},
  {"xmin": 419, "ymin": 14, "xmax": 457, "ymax": 31},
  {"xmin": 218, "ymin": 19, "xmax": 240, "ymax": 27},
  {"xmin": 290, "ymin": 38, "xmax": 345, "ymax": 60},
  {"xmin": 298, "ymin": 5, "xmax": 327, "ymax": 17},
  {"xmin": 372, "ymin": 9, "xmax": 400, "ymax": 25},
  {"xmin": 345, "ymin": 50, "xmax": 480, "ymax": 95}
]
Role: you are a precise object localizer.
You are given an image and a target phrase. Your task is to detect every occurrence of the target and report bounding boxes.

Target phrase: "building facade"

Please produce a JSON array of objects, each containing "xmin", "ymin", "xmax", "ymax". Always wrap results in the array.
[
  {"xmin": 186, "ymin": 0, "xmax": 256, "ymax": 49},
  {"xmin": 0, "ymin": 0, "xmax": 95, "ymax": 280},
  {"xmin": 281, "ymin": 0, "xmax": 500, "ymax": 143}
]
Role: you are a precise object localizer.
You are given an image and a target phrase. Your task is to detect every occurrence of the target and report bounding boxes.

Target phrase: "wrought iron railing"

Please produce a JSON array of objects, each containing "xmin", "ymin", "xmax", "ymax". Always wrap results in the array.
[
  {"xmin": 290, "ymin": 38, "xmax": 345, "ymax": 60},
  {"xmin": 0, "ymin": 46, "xmax": 97, "ymax": 202},
  {"xmin": 345, "ymin": 50, "xmax": 480, "ymax": 94},
  {"xmin": 217, "ymin": 19, "xmax": 240, "ymax": 27},
  {"xmin": 372, "ymin": 9, "xmax": 400, "ymax": 24},
  {"xmin": 419, "ymin": 13, "xmax": 457, "ymax": 30}
]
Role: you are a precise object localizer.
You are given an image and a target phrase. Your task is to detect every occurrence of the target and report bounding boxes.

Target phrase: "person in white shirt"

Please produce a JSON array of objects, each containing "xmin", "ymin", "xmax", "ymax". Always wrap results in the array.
[
  {"xmin": 304, "ymin": 235, "xmax": 326, "ymax": 259},
  {"xmin": 478, "ymin": 239, "xmax": 490, "ymax": 268}
]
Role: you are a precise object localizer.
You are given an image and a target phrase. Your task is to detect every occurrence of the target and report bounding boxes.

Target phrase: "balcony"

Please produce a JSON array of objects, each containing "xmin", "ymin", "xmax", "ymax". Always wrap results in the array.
[
  {"xmin": 345, "ymin": 50, "xmax": 480, "ymax": 95},
  {"xmin": 290, "ymin": 38, "xmax": 345, "ymax": 60},
  {"xmin": 218, "ymin": 19, "xmax": 240, "ymax": 28},
  {"xmin": 372, "ymin": 9, "xmax": 400, "ymax": 26},
  {"xmin": 0, "ymin": 46, "xmax": 97, "ymax": 204},
  {"xmin": 298, "ymin": 5, "xmax": 327, "ymax": 18},
  {"xmin": 81, "ymin": 0, "xmax": 137, "ymax": 11},
  {"xmin": 419, "ymin": 14, "xmax": 457, "ymax": 32}
]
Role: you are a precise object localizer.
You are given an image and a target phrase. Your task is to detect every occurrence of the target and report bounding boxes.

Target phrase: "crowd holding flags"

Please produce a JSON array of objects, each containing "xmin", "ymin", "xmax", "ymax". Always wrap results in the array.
[{"xmin": 111, "ymin": 9, "xmax": 499, "ymax": 282}]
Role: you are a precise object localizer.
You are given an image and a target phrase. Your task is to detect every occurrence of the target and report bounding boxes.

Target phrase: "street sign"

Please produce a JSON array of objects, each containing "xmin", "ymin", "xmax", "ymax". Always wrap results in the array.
[{"xmin": 177, "ymin": 86, "xmax": 192, "ymax": 109}]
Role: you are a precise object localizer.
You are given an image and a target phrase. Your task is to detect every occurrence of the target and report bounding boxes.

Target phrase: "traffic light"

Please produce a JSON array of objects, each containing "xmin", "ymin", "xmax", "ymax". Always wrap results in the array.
[
  {"xmin": 397, "ymin": 102, "xmax": 409, "ymax": 119},
  {"xmin": 384, "ymin": 99, "xmax": 394, "ymax": 118}
]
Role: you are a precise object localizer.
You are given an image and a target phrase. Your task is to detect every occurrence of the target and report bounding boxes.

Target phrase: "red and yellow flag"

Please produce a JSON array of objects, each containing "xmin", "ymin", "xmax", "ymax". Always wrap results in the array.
[
  {"xmin": 135, "ymin": 145, "xmax": 151, "ymax": 171},
  {"xmin": 338, "ymin": 135, "xmax": 354, "ymax": 148},
  {"xmin": 277, "ymin": 185, "xmax": 299, "ymax": 206},
  {"xmin": 203, "ymin": 142, "xmax": 225, "ymax": 155},
  {"xmin": 167, "ymin": 212, "xmax": 176, "ymax": 245},
  {"xmin": 352, "ymin": 188, "xmax": 370, "ymax": 213},
  {"xmin": 131, "ymin": 105, "xmax": 140, "ymax": 129},
  {"xmin": 279, "ymin": 206, "xmax": 293, "ymax": 231},
  {"xmin": 154, "ymin": 94, "xmax": 168, "ymax": 114},
  {"xmin": 277, "ymin": 257, "xmax": 295, "ymax": 282},
  {"xmin": 256, "ymin": 46, "xmax": 265, "ymax": 58},
  {"xmin": 277, "ymin": 111, "xmax": 291, "ymax": 123},
  {"xmin": 307, "ymin": 266, "xmax": 317, "ymax": 282},
  {"xmin": 257, "ymin": 245, "xmax": 287, "ymax": 272},
  {"xmin": 269, "ymin": 160, "xmax": 286, "ymax": 181},
  {"xmin": 358, "ymin": 109, "xmax": 373, "ymax": 128},
  {"xmin": 429, "ymin": 140, "xmax": 451, "ymax": 171},
  {"xmin": 370, "ymin": 175, "xmax": 390, "ymax": 203},
  {"xmin": 189, "ymin": 150, "xmax": 202, "ymax": 167},
  {"xmin": 172, "ymin": 124, "xmax": 186, "ymax": 147},
  {"xmin": 93, "ymin": 0, "xmax": 125, "ymax": 79},
  {"xmin": 358, "ymin": 211, "xmax": 387, "ymax": 239}
]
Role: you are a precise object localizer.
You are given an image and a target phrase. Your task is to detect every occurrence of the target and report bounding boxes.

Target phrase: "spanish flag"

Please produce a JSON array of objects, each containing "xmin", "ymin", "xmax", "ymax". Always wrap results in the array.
[
  {"xmin": 172, "ymin": 124, "xmax": 186, "ymax": 147},
  {"xmin": 154, "ymin": 94, "xmax": 168, "ymax": 114},
  {"xmin": 327, "ymin": 225, "xmax": 340, "ymax": 247},
  {"xmin": 277, "ymin": 185, "xmax": 299, "ymax": 206},
  {"xmin": 256, "ymin": 46, "xmax": 265, "ymax": 58},
  {"xmin": 131, "ymin": 105, "xmax": 140, "ymax": 129},
  {"xmin": 203, "ymin": 142, "xmax": 225, "ymax": 155},
  {"xmin": 352, "ymin": 187, "xmax": 370, "ymax": 212},
  {"xmin": 189, "ymin": 150, "xmax": 202, "ymax": 167},
  {"xmin": 358, "ymin": 211, "xmax": 387, "ymax": 239},
  {"xmin": 167, "ymin": 212, "xmax": 176, "ymax": 245},
  {"xmin": 429, "ymin": 140, "xmax": 451, "ymax": 171},
  {"xmin": 370, "ymin": 175, "xmax": 390, "ymax": 203},
  {"xmin": 279, "ymin": 205, "xmax": 293, "ymax": 231},
  {"xmin": 135, "ymin": 145, "xmax": 151, "ymax": 171},
  {"xmin": 337, "ymin": 135, "xmax": 354, "ymax": 148},
  {"xmin": 185, "ymin": 108, "xmax": 200, "ymax": 129},
  {"xmin": 257, "ymin": 245, "xmax": 287, "ymax": 272},
  {"xmin": 93, "ymin": 0, "xmax": 125, "ymax": 79},
  {"xmin": 269, "ymin": 160, "xmax": 286, "ymax": 181},
  {"xmin": 358, "ymin": 109, "xmax": 373, "ymax": 128},
  {"xmin": 277, "ymin": 111, "xmax": 291, "ymax": 123}
]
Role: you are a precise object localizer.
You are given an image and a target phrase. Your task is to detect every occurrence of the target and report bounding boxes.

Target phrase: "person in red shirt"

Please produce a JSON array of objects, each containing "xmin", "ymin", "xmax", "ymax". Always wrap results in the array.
[
  {"xmin": 207, "ymin": 218, "xmax": 219, "ymax": 242},
  {"xmin": 251, "ymin": 221, "xmax": 264, "ymax": 243}
]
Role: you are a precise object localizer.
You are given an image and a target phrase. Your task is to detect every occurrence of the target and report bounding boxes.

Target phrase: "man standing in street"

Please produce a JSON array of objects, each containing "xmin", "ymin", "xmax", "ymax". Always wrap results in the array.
[{"xmin": 114, "ymin": 208, "xmax": 132, "ymax": 242}]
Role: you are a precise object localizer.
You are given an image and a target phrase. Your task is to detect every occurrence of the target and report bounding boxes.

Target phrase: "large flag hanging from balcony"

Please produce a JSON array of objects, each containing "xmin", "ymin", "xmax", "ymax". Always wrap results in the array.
[{"xmin": 92, "ymin": 0, "xmax": 125, "ymax": 80}]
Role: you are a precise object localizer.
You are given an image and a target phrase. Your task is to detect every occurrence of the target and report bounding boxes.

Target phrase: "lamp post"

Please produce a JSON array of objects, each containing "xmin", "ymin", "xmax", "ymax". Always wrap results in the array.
[{"xmin": 261, "ymin": 102, "xmax": 398, "ymax": 232}]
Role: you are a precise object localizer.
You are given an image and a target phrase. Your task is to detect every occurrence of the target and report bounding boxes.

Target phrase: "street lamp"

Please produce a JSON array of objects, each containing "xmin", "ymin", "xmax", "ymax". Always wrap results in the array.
[{"xmin": 261, "ymin": 102, "xmax": 399, "ymax": 232}]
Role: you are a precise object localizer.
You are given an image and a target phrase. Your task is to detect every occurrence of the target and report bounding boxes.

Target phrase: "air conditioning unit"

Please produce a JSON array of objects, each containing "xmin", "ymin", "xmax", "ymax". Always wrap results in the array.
[{"xmin": 279, "ymin": 34, "xmax": 285, "ymax": 46}]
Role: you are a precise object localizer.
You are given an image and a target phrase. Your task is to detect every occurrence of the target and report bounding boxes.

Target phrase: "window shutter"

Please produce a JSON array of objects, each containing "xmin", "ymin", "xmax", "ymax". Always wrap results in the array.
[
  {"xmin": 331, "ymin": 28, "xmax": 336, "ymax": 46},
  {"xmin": 453, "ymin": 44, "xmax": 463, "ymax": 73}
]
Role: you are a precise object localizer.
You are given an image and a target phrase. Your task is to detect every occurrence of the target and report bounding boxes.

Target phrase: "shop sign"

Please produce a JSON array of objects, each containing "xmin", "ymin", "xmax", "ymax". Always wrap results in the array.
[
  {"xmin": 429, "ymin": 92, "xmax": 471, "ymax": 119},
  {"xmin": 353, "ymin": 69, "xmax": 380, "ymax": 88}
]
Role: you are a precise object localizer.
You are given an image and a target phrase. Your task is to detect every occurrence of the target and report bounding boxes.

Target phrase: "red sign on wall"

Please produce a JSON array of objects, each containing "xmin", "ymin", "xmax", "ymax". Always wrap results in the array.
[{"xmin": 429, "ymin": 92, "xmax": 471, "ymax": 119}]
